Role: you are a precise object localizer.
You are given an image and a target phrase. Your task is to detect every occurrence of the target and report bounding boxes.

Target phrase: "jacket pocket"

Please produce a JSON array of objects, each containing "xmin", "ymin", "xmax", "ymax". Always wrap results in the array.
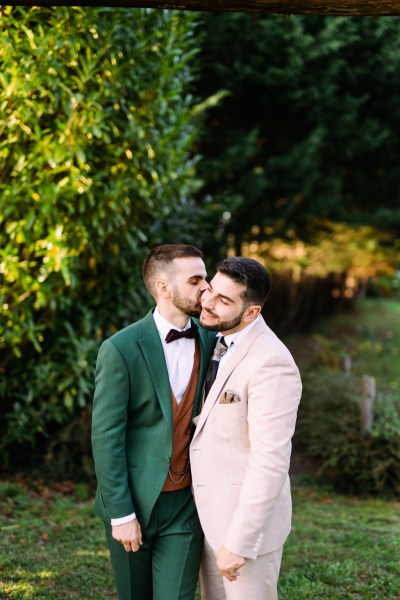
[{"xmin": 214, "ymin": 400, "xmax": 246, "ymax": 439}]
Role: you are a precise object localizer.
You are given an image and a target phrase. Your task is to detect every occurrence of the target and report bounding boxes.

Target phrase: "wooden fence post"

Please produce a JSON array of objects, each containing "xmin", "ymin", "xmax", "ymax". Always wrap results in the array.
[
  {"xmin": 361, "ymin": 375, "xmax": 376, "ymax": 432},
  {"xmin": 341, "ymin": 353, "xmax": 352, "ymax": 375}
]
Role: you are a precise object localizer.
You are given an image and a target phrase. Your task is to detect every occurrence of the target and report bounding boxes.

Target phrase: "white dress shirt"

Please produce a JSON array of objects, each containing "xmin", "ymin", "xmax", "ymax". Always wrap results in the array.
[
  {"xmin": 153, "ymin": 307, "xmax": 196, "ymax": 405},
  {"xmin": 111, "ymin": 307, "xmax": 196, "ymax": 526},
  {"xmin": 218, "ymin": 316, "xmax": 260, "ymax": 370}
]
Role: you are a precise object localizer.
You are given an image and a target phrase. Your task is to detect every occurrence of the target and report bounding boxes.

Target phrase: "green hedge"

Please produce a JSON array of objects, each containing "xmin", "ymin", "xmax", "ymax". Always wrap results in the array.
[{"xmin": 0, "ymin": 7, "xmax": 202, "ymax": 460}]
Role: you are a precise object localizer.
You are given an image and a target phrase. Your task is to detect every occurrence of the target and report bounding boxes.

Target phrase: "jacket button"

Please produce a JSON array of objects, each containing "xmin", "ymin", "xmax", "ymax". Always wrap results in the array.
[{"xmin": 164, "ymin": 457, "xmax": 170, "ymax": 463}]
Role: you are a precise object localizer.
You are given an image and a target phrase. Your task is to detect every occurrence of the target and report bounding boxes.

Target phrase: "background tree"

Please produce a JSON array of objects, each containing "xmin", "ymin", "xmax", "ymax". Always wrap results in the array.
[
  {"xmin": 192, "ymin": 14, "xmax": 400, "ymax": 333},
  {"xmin": 194, "ymin": 14, "xmax": 400, "ymax": 252},
  {"xmin": 0, "ymin": 6, "xmax": 202, "ymax": 462}
]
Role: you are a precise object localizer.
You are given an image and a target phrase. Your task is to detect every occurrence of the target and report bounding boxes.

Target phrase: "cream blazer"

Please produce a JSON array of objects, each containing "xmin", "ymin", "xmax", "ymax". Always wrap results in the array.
[{"xmin": 190, "ymin": 317, "xmax": 302, "ymax": 559}]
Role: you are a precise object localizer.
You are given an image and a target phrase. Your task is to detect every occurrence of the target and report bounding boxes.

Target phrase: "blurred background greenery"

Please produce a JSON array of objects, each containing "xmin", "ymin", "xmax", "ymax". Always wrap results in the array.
[{"xmin": 0, "ymin": 7, "xmax": 399, "ymax": 497}]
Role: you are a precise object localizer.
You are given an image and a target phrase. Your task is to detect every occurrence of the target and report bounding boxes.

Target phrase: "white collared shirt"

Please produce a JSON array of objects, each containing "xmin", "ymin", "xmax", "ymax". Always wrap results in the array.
[
  {"xmin": 218, "ymin": 316, "xmax": 260, "ymax": 370},
  {"xmin": 153, "ymin": 307, "xmax": 196, "ymax": 405}
]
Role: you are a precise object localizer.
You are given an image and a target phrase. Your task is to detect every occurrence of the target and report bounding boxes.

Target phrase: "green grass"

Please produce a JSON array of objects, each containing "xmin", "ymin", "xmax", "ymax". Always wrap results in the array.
[
  {"xmin": 0, "ymin": 481, "xmax": 115, "ymax": 599},
  {"xmin": 281, "ymin": 475, "xmax": 400, "ymax": 599},
  {"xmin": 1, "ymin": 477, "xmax": 399, "ymax": 599}
]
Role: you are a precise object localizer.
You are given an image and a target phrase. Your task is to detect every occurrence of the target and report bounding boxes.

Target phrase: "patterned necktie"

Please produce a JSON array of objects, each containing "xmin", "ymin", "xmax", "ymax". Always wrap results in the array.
[
  {"xmin": 203, "ymin": 337, "xmax": 228, "ymax": 398},
  {"xmin": 165, "ymin": 323, "xmax": 198, "ymax": 343}
]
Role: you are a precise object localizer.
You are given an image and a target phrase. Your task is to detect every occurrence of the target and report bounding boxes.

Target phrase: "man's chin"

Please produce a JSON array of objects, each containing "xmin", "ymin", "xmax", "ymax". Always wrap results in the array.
[{"xmin": 199, "ymin": 317, "xmax": 220, "ymax": 332}]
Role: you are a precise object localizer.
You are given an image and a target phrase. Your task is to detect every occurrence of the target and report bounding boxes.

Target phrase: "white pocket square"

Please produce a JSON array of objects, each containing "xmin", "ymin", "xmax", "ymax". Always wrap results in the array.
[{"xmin": 219, "ymin": 390, "xmax": 241, "ymax": 404}]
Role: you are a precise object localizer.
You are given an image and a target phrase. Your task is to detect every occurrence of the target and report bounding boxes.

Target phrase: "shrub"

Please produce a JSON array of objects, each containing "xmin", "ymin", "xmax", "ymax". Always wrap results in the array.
[
  {"xmin": 0, "ymin": 6, "xmax": 202, "ymax": 466},
  {"xmin": 295, "ymin": 370, "xmax": 400, "ymax": 497}
]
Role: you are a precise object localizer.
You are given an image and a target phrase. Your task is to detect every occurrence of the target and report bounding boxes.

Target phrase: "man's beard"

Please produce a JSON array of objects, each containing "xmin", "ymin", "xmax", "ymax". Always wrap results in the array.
[
  {"xmin": 172, "ymin": 288, "xmax": 202, "ymax": 317},
  {"xmin": 199, "ymin": 310, "xmax": 245, "ymax": 333}
]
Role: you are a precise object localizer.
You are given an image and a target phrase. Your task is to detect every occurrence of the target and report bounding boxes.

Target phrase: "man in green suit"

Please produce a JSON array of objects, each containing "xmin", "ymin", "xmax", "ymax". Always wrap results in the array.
[{"xmin": 92, "ymin": 244, "xmax": 215, "ymax": 600}]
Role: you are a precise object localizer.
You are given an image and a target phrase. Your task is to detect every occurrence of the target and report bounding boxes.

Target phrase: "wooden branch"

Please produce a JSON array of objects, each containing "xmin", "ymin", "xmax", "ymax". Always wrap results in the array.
[{"xmin": 5, "ymin": 0, "xmax": 400, "ymax": 15}]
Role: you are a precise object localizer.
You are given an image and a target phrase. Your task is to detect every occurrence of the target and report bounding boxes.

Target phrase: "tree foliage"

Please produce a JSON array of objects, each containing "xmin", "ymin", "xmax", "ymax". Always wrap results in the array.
[
  {"xmin": 194, "ymin": 14, "xmax": 400, "ymax": 254},
  {"xmin": 0, "ymin": 6, "xmax": 201, "ymax": 455}
]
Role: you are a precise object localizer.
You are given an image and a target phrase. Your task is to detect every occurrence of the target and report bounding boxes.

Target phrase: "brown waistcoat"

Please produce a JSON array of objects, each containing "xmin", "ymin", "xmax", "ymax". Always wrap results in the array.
[{"xmin": 162, "ymin": 339, "xmax": 200, "ymax": 492}]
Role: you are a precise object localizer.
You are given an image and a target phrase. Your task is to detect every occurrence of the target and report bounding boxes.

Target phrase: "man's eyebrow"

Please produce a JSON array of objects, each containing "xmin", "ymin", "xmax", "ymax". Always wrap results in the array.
[
  {"xmin": 211, "ymin": 286, "xmax": 234, "ymax": 303},
  {"xmin": 187, "ymin": 274, "xmax": 205, "ymax": 280}
]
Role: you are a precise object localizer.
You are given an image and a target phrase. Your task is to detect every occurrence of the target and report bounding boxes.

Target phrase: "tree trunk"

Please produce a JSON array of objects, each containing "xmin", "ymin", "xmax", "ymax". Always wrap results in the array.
[{"xmin": 8, "ymin": 0, "xmax": 400, "ymax": 15}]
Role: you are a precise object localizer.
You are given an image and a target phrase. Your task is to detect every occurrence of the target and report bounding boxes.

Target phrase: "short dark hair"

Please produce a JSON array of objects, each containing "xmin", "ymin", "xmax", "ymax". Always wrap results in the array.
[
  {"xmin": 142, "ymin": 244, "xmax": 203, "ymax": 297},
  {"xmin": 217, "ymin": 256, "xmax": 270, "ymax": 307}
]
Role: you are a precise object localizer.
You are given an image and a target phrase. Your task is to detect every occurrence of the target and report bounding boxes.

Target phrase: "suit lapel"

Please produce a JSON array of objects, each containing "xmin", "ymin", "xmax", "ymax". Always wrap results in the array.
[
  {"xmin": 138, "ymin": 310, "xmax": 173, "ymax": 433},
  {"xmin": 138, "ymin": 312, "xmax": 215, "ymax": 434},
  {"xmin": 193, "ymin": 318, "xmax": 267, "ymax": 437}
]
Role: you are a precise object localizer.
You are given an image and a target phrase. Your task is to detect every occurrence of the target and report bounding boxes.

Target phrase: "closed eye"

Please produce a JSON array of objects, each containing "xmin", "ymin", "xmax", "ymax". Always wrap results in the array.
[{"xmin": 188, "ymin": 277, "xmax": 204, "ymax": 285}]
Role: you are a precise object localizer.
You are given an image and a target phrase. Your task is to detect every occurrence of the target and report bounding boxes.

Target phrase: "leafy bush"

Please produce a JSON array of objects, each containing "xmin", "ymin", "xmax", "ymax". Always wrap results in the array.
[
  {"xmin": 0, "ymin": 6, "xmax": 202, "ymax": 464},
  {"xmin": 295, "ymin": 370, "xmax": 400, "ymax": 497},
  {"xmin": 44, "ymin": 411, "xmax": 95, "ymax": 482}
]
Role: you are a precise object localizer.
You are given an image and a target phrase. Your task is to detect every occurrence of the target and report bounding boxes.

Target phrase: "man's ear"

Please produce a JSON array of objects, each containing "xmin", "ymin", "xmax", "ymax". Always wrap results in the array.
[
  {"xmin": 155, "ymin": 277, "xmax": 171, "ymax": 299},
  {"xmin": 243, "ymin": 305, "xmax": 261, "ymax": 323}
]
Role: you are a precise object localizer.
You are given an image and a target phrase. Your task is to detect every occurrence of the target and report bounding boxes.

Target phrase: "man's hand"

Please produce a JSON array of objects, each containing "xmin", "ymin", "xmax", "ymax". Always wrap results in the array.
[
  {"xmin": 112, "ymin": 518, "xmax": 143, "ymax": 553},
  {"xmin": 216, "ymin": 545, "xmax": 245, "ymax": 582}
]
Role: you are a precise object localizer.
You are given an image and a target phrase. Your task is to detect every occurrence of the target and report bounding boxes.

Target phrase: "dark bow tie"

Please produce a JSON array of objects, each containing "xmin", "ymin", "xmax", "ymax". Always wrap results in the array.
[{"xmin": 165, "ymin": 323, "xmax": 198, "ymax": 344}]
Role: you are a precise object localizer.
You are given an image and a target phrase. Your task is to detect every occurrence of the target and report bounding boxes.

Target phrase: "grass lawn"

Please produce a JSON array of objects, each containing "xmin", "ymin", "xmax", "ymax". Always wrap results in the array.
[
  {"xmin": 1, "ymin": 476, "xmax": 399, "ymax": 599},
  {"xmin": 0, "ymin": 480, "xmax": 114, "ymax": 599},
  {"xmin": 282, "ymin": 474, "xmax": 400, "ymax": 599}
]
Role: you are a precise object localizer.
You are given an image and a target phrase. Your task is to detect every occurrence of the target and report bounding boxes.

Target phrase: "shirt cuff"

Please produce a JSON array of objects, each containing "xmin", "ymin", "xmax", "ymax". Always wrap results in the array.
[{"xmin": 111, "ymin": 513, "xmax": 136, "ymax": 526}]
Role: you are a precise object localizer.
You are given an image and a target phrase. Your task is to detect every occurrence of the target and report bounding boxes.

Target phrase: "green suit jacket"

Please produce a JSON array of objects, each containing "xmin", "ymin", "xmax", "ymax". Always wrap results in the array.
[{"xmin": 91, "ymin": 309, "xmax": 215, "ymax": 529}]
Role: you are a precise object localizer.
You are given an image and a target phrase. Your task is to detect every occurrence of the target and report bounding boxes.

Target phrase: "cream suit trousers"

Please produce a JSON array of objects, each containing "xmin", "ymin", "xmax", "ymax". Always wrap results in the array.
[{"xmin": 200, "ymin": 538, "xmax": 283, "ymax": 600}]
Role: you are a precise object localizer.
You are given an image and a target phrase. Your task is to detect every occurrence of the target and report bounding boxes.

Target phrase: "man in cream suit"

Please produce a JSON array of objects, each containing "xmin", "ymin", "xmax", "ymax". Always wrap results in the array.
[
  {"xmin": 190, "ymin": 256, "xmax": 302, "ymax": 600},
  {"xmin": 92, "ymin": 244, "xmax": 215, "ymax": 600}
]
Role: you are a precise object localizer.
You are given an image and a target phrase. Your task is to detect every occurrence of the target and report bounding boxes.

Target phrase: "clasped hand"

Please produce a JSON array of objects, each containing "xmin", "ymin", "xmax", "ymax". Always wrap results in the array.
[
  {"xmin": 112, "ymin": 518, "xmax": 143, "ymax": 553},
  {"xmin": 217, "ymin": 545, "xmax": 245, "ymax": 582}
]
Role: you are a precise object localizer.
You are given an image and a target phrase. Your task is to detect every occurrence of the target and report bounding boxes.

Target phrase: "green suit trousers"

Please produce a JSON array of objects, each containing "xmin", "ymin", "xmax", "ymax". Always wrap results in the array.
[{"xmin": 105, "ymin": 487, "xmax": 203, "ymax": 600}]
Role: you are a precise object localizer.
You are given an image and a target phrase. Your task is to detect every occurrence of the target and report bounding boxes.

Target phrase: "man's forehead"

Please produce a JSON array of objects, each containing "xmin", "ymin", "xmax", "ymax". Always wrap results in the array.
[
  {"xmin": 211, "ymin": 272, "xmax": 245, "ymax": 298},
  {"xmin": 173, "ymin": 256, "xmax": 206, "ymax": 277}
]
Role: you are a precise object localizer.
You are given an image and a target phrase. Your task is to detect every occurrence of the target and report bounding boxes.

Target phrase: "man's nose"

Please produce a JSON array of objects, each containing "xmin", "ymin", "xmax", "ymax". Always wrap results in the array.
[
  {"xmin": 199, "ymin": 279, "xmax": 211, "ymax": 292},
  {"xmin": 201, "ymin": 290, "xmax": 214, "ymax": 308}
]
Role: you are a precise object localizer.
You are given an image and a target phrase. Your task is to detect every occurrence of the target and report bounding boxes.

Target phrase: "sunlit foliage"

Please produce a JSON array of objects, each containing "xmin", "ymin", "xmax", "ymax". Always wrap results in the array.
[{"xmin": 0, "ymin": 6, "xmax": 200, "ymax": 454}]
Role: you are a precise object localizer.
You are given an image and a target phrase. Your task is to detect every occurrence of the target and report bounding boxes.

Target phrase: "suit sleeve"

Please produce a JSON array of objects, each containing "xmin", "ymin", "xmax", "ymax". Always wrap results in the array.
[
  {"xmin": 91, "ymin": 339, "xmax": 135, "ymax": 520},
  {"xmin": 223, "ymin": 352, "xmax": 302, "ymax": 558}
]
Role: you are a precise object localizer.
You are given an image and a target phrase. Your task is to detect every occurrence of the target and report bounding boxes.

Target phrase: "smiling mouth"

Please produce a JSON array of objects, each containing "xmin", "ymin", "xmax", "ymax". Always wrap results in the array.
[{"xmin": 201, "ymin": 308, "xmax": 217, "ymax": 319}]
